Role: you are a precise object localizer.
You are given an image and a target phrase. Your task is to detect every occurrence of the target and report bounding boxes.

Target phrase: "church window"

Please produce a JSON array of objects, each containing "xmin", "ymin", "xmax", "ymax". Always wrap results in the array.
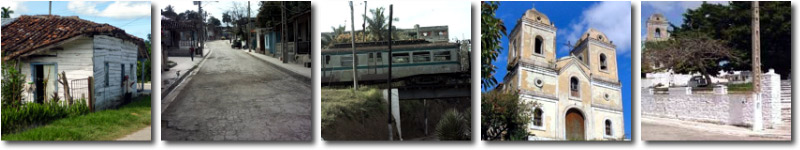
[
  {"xmin": 600, "ymin": 54, "xmax": 608, "ymax": 70},
  {"xmin": 655, "ymin": 28, "xmax": 662, "ymax": 38},
  {"xmin": 535, "ymin": 36, "xmax": 543, "ymax": 55},
  {"xmin": 570, "ymin": 77, "xmax": 579, "ymax": 98},
  {"xmin": 533, "ymin": 108, "xmax": 543, "ymax": 127},
  {"xmin": 605, "ymin": 119, "xmax": 612, "ymax": 136}
]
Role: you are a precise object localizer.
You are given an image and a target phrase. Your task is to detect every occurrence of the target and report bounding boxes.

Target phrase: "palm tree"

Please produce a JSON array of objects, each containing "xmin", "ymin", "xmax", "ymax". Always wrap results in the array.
[
  {"xmin": 2, "ymin": 7, "xmax": 14, "ymax": 18},
  {"xmin": 363, "ymin": 7, "xmax": 398, "ymax": 42}
]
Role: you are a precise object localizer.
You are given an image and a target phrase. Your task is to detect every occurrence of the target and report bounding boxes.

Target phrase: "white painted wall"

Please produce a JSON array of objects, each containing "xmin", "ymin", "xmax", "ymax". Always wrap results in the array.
[{"xmin": 19, "ymin": 36, "xmax": 94, "ymax": 104}]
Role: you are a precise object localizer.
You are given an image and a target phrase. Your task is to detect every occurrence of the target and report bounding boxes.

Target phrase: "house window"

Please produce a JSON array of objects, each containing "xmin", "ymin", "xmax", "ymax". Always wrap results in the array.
[
  {"xmin": 423, "ymin": 32, "xmax": 428, "ymax": 37},
  {"xmin": 570, "ymin": 77, "xmax": 579, "ymax": 97},
  {"xmin": 105, "ymin": 62, "xmax": 110, "ymax": 87},
  {"xmin": 534, "ymin": 36, "xmax": 543, "ymax": 55},
  {"xmin": 438, "ymin": 31, "xmax": 444, "ymax": 36},
  {"xmin": 533, "ymin": 108, "xmax": 543, "ymax": 128},
  {"xmin": 605, "ymin": 119, "xmax": 613, "ymax": 136},
  {"xmin": 600, "ymin": 54, "xmax": 608, "ymax": 70},
  {"xmin": 655, "ymin": 28, "xmax": 662, "ymax": 38},
  {"xmin": 510, "ymin": 40, "xmax": 517, "ymax": 58},
  {"xmin": 121, "ymin": 64, "xmax": 125, "ymax": 85}
]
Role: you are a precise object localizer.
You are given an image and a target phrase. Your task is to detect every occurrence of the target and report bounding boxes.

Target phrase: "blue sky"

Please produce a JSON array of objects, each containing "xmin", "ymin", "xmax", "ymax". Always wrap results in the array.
[
  {"xmin": 3, "ymin": 1, "xmax": 152, "ymax": 40},
  {"xmin": 484, "ymin": 1, "xmax": 632, "ymax": 138},
  {"xmin": 640, "ymin": 1, "xmax": 729, "ymax": 40}
]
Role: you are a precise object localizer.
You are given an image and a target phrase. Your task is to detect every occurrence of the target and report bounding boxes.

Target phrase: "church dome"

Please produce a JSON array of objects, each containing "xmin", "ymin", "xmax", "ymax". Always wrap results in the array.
[
  {"xmin": 576, "ymin": 28, "xmax": 611, "ymax": 46},
  {"xmin": 523, "ymin": 7, "xmax": 552, "ymax": 25}
]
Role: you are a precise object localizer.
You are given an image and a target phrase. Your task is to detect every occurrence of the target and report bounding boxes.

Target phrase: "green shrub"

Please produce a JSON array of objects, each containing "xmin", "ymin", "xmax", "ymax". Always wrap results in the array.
[
  {"xmin": 435, "ymin": 109, "xmax": 470, "ymax": 140},
  {"xmin": 481, "ymin": 90, "xmax": 538, "ymax": 141},
  {"xmin": 321, "ymin": 86, "xmax": 386, "ymax": 128},
  {"xmin": 2, "ymin": 62, "xmax": 27, "ymax": 108},
  {"xmin": 1, "ymin": 100, "xmax": 90, "ymax": 134}
]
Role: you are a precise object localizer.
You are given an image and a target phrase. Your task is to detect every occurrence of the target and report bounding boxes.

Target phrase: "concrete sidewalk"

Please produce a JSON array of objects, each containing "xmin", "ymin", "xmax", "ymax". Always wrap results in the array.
[
  {"xmin": 244, "ymin": 51, "xmax": 311, "ymax": 79},
  {"xmin": 642, "ymin": 116, "xmax": 790, "ymax": 140},
  {"xmin": 161, "ymin": 48, "xmax": 211, "ymax": 95},
  {"xmin": 116, "ymin": 126, "xmax": 151, "ymax": 141}
]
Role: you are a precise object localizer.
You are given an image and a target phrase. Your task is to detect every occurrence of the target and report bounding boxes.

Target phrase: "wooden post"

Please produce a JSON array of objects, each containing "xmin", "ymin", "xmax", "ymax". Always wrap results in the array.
[
  {"xmin": 58, "ymin": 71, "xmax": 72, "ymax": 105},
  {"xmin": 88, "ymin": 77, "xmax": 94, "ymax": 112},
  {"xmin": 387, "ymin": 4, "xmax": 394, "ymax": 141}
]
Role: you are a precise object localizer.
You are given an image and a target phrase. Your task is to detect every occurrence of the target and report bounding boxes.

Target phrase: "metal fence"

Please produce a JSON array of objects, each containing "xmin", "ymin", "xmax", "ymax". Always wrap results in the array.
[{"xmin": 70, "ymin": 78, "xmax": 91, "ymax": 101}]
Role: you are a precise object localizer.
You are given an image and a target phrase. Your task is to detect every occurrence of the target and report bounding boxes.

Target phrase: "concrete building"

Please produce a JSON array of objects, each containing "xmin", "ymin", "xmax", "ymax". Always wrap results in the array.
[
  {"xmin": 502, "ymin": 8, "xmax": 625, "ymax": 140},
  {"xmin": 2, "ymin": 15, "xmax": 148, "ymax": 110}
]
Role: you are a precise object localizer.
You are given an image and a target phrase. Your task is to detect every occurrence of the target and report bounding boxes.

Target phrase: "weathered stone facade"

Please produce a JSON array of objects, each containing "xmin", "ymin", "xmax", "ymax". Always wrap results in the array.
[{"xmin": 503, "ymin": 7, "xmax": 625, "ymax": 141}]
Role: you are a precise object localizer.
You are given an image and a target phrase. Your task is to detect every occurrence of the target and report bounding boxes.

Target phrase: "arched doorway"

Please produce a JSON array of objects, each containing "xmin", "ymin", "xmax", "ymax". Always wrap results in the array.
[{"xmin": 565, "ymin": 108, "xmax": 585, "ymax": 140}]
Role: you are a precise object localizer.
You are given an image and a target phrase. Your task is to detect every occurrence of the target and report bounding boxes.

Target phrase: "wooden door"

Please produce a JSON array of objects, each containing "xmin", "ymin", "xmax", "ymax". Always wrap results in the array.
[{"xmin": 565, "ymin": 110, "xmax": 585, "ymax": 140}]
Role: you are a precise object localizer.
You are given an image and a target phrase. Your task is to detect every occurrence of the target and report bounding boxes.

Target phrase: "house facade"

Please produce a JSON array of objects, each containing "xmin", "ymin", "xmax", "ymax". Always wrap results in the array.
[
  {"xmin": 502, "ymin": 8, "xmax": 625, "ymax": 140},
  {"xmin": 2, "ymin": 15, "xmax": 147, "ymax": 110}
]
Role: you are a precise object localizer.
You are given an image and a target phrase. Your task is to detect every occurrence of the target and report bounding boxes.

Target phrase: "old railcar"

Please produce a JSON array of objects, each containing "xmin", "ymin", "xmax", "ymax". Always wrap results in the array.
[{"xmin": 322, "ymin": 40, "xmax": 469, "ymax": 86}]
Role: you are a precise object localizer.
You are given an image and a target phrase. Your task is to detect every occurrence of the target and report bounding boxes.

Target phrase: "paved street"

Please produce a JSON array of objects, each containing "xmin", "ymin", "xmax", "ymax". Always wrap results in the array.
[
  {"xmin": 161, "ymin": 40, "xmax": 311, "ymax": 141},
  {"xmin": 642, "ymin": 117, "xmax": 788, "ymax": 141}
]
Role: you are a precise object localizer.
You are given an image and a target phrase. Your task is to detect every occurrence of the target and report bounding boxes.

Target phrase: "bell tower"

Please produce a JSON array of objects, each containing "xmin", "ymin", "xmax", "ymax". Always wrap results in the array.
[{"xmin": 646, "ymin": 13, "xmax": 669, "ymax": 42}]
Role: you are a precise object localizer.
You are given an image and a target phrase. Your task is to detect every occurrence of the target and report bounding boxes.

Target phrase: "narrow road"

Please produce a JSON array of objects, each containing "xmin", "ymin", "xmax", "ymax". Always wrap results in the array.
[{"xmin": 161, "ymin": 41, "xmax": 311, "ymax": 141}]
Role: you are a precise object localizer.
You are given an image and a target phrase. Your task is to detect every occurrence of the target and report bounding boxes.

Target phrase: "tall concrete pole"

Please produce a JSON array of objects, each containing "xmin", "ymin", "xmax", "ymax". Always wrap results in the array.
[
  {"xmin": 350, "ymin": 1, "xmax": 358, "ymax": 89},
  {"xmin": 386, "ymin": 4, "xmax": 394, "ymax": 141},
  {"xmin": 248, "ymin": 1, "xmax": 252, "ymax": 52},
  {"xmin": 751, "ymin": 1, "xmax": 763, "ymax": 131},
  {"xmin": 281, "ymin": 1, "xmax": 287, "ymax": 63},
  {"xmin": 49, "ymin": 1, "xmax": 52, "ymax": 15},
  {"xmin": 363, "ymin": 1, "xmax": 367, "ymax": 42}
]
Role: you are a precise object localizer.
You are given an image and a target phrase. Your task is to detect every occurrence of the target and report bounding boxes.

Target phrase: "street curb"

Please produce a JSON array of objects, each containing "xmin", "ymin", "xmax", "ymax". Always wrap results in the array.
[
  {"xmin": 160, "ymin": 47, "xmax": 214, "ymax": 112},
  {"xmin": 245, "ymin": 52, "xmax": 311, "ymax": 86}
]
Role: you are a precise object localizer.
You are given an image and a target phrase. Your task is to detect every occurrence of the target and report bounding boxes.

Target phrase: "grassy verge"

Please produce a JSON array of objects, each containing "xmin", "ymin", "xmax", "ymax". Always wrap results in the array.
[
  {"xmin": 321, "ymin": 87, "xmax": 389, "ymax": 140},
  {"xmin": 1, "ymin": 96, "xmax": 152, "ymax": 141},
  {"xmin": 727, "ymin": 82, "xmax": 753, "ymax": 91}
]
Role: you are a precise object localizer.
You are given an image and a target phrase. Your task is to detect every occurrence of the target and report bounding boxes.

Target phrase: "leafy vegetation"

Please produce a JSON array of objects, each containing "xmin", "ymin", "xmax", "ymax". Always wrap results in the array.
[
  {"xmin": 727, "ymin": 82, "xmax": 753, "ymax": 91},
  {"xmin": 481, "ymin": 90, "xmax": 537, "ymax": 141},
  {"xmin": 481, "ymin": 1, "xmax": 507, "ymax": 90},
  {"xmin": 321, "ymin": 87, "xmax": 386, "ymax": 128},
  {"xmin": 2, "ymin": 100, "xmax": 90, "ymax": 135},
  {"xmin": 1, "ymin": 96, "xmax": 151, "ymax": 141},
  {"xmin": 435, "ymin": 109, "xmax": 471, "ymax": 140},
  {"xmin": 2, "ymin": 62, "xmax": 26, "ymax": 108}
]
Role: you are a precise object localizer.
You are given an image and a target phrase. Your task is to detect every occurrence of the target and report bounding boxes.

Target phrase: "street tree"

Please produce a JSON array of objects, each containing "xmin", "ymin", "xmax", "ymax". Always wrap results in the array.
[
  {"xmin": 675, "ymin": 1, "xmax": 790, "ymax": 78},
  {"xmin": 222, "ymin": 12, "xmax": 232, "ymax": 27},
  {"xmin": 480, "ymin": 1, "xmax": 506, "ymax": 89},
  {"xmin": 363, "ymin": 7, "xmax": 398, "ymax": 42},
  {"xmin": 162, "ymin": 5, "xmax": 178, "ymax": 20},
  {"xmin": 208, "ymin": 16, "xmax": 222, "ymax": 27},
  {"xmin": 644, "ymin": 31, "xmax": 738, "ymax": 84}
]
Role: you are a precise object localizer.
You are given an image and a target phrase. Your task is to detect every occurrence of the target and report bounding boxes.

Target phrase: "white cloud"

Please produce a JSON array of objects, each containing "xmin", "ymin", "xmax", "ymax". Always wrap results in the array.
[
  {"xmin": 562, "ymin": 1, "xmax": 631, "ymax": 55},
  {"xmin": 1, "ymin": 1, "xmax": 27, "ymax": 18},
  {"xmin": 68, "ymin": 1, "xmax": 150, "ymax": 19},
  {"xmin": 645, "ymin": 1, "xmax": 729, "ymax": 13}
]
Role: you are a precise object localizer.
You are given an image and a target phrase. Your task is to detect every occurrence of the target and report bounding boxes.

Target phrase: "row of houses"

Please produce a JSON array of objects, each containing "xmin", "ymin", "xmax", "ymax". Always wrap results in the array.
[{"xmin": 248, "ymin": 9, "xmax": 312, "ymax": 67}]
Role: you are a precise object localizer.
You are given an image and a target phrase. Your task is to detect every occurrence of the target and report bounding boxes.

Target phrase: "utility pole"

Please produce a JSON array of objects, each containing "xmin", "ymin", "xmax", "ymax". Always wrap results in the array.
[
  {"xmin": 751, "ymin": 1, "xmax": 763, "ymax": 131},
  {"xmin": 49, "ymin": 1, "xmax": 52, "ymax": 15},
  {"xmin": 363, "ymin": 1, "xmax": 367, "ymax": 42},
  {"xmin": 386, "ymin": 4, "xmax": 393, "ymax": 141},
  {"xmin": 248, "ymin": 1, "xmax": 252, "ymax": 52},
  {"xmin": 281, "ymin": 1, "xmax": 287, "ymax": 63},
  {"xmin": 350, "ymin": 1, "xmax": 358, "ymax": 89},
  {"xmin": 196, "ymin": 1, "xmax": 205, "ymax": 53}
]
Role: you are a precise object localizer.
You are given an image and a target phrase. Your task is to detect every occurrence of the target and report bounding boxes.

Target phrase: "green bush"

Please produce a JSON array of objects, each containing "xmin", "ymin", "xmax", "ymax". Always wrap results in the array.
[
  {"xmin": 481, "ymin": 90, "xmax": 538, "ymax": 141},
  {"xmin": 321, "ymin": 86, "xmax": 386, "ymax": 128},
  {"xmin": 2, "ymin": 100, "xmax": 90, "ymax": 134},
  {"xmin": 435, "ymin": 109, "xmax": 471, "ymax": 140},
  {"xmin": 2, "ymin": 62, "xmax": 27, "ymax": 108}
]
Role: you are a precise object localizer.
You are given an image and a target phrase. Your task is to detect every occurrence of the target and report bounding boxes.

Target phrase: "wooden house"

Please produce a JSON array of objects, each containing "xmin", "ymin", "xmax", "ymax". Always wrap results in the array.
[{"xmin": 1, "ymin": 15, "xmax": 148, "ymax": 110}]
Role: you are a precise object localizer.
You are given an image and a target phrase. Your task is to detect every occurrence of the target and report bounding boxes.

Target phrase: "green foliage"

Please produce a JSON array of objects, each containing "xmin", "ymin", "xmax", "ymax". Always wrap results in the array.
[
  {"xmin": 481, "ymin": 90, "xmax": 537, "ymax": 141},
  {"xmin": 727, "ymin": 82, "xmax": 753, "ymax": 91},
  {"xmin": 2, "ymin": 96, "xmax": 151, "ymax": 141},
  {"xmin": 481, "ymin": 1, "xmax": 507, "ymax": 90},
  {"xmin": 137, "ymin": 35, "xmax": 152, "ymax": 83},
  {"xmin": 2, "ymin": 100, "xmax": 90, "ymax": 135},
  {"xmin": 435, "ymin": 109, "xmax": 471, "ymax": 140},
  {"xmin": 321, "ymin": 87, "xmax": 386, "ymax": 128},
  {"xmin": 208, "ymin": 16, "xmax": 222, "ymax": 27},
  {"xmin": 363, "ymin": 7, "xmax": 399, "ymax": 42},
  {"xmin": 1, "ymin": 7, "xmax": 13, "ymax": 18},
  {"xmin": 2, "ymin": 62, "xmax": 26, "ymax": 108},
  {"xmin": 672, "ymin": 1, "xmax": 791, "ymax": 77}
]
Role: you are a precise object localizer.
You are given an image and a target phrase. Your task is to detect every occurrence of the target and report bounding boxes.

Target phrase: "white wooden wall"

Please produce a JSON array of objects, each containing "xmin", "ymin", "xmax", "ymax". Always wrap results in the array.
[
  {"xmin": 92, "ymin": 35, "xmax": 139, "ymax": 110},
  {"xmin": 19, "ymin": 36, "xmax": 94, "ymax": 104}
]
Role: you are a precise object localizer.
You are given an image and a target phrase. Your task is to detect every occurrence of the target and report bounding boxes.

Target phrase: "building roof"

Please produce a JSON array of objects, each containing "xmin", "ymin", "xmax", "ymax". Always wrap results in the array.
[
  {"xmin": 2, "ymin": 15, "xmax": 148, "ymax": 61},
  {"xmin": 648, "ymin": 13, "xmax": 668, "ymax": 23},
  {"xmin": 575, "ymin": 28, "xmax": 612, "ymax": 48},
  {"xmin": 523, "ymin": 7, "xmax": 552, "ymax": 25}
]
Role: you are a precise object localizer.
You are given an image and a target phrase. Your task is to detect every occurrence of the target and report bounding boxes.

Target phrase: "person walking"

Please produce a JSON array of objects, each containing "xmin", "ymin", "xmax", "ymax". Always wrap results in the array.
[{"xmin": 190, "ymin": 44, "xmax": 195, "ymax": 61}]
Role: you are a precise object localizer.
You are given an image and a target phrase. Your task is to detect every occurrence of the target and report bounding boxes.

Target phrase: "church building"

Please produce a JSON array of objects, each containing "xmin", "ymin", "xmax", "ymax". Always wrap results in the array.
[{"xmin": 501, "ymin": 7, "xmax": 625, "ymax": 141}]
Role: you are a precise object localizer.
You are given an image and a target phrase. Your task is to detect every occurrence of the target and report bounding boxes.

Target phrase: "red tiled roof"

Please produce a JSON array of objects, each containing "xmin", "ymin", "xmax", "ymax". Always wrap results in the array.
[{"xmin": 2, "ymin": 15, "xmax": 148, "ymax": 61}]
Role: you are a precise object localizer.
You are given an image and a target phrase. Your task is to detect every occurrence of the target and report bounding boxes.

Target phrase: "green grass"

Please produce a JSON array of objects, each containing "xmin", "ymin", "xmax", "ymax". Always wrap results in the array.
[
  {"xmin": 321, "ymin": 87, "xmax": 385, "ymax": 128},
  {"xmin": 1, "ymin": 96, "xmax": 152, "ymax": 141},
  {"xmin": 727, "ymin": 82, "xmax": 753, "ymax": 91}
]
